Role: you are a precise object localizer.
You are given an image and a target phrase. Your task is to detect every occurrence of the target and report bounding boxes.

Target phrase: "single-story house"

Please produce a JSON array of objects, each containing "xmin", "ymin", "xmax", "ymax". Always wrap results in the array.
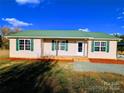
[{"xmin": 6, "ymin": 30, "xmax": 120, "ymax": 59}]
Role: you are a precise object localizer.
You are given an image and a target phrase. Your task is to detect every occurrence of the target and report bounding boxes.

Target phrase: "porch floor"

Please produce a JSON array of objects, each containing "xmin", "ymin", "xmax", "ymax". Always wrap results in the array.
[{"xmin": 41, "ymin": 56, "xmax": 89, "ymax": 62}]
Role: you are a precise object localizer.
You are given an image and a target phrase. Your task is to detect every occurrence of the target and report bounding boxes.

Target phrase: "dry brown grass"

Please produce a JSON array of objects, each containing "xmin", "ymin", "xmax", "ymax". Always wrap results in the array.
[
  {"xmin": 0, "ymin": 60, "xmax": 124, "ymax": 93},
  {"xmin": 118, "ymin": 51, "xmax": 124, "ymax": 55},
  {"xmin": 0, "ymin": 49, "xmax": 9, "ymax": 58}
]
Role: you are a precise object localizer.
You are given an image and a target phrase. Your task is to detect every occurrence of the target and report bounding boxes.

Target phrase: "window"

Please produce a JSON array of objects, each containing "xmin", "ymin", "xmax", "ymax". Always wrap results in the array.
[
  {"xmin": 25, "ymin": 40, "xmax": 31, "ymax": 50},
  {"xmin": 18, "ymin": 39, "xmax": 31, "ymax": 50},
  {"xmin": 94, "ymin": 41, "xmax": 107, "ymax": 52},
  {"xmin": 52, "ymin": 40, "xmax": 57, "ymax": 50},
  {"xmin": 101, "ymin": 42, "xmax": 106, "ymax": 51},
  {"xmin": 60, "ymin": 41, "xmax": 66, "ymax": 50},
  {"xmin": 52, "ymin": 40, "xmax": 68, "ymax": 51},
  {"xmin": 19, "ymin": 40, "xmax": 24, "ymax": 50}
]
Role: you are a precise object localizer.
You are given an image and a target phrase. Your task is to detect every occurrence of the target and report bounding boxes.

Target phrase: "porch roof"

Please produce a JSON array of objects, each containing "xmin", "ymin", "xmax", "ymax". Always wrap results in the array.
[{"xmin": 6, "ymin": 30, "xmax": 120, "ymax": 40}]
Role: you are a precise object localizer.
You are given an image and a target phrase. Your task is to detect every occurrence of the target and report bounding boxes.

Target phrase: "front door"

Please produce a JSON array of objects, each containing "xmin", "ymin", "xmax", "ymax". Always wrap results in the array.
[{"xmin": 77, "ymin": 42, "xmax": 84, "ymax": 56}]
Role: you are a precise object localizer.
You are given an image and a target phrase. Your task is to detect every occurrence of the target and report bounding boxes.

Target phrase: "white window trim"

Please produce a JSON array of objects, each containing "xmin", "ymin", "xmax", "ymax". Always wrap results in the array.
[
  {"xmin": 94, "ymin": 41, "xmax": 107, "ymax": 52},
  {"xmin": 18, "ymin": 39, "xmax": 31, "ymax": 51}
]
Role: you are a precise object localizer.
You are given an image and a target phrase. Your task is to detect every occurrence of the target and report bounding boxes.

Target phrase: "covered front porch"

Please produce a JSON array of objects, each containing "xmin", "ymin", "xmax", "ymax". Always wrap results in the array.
[{"xmin": 42, "ymin": 39, "xmax": 88, "ymax": 57}]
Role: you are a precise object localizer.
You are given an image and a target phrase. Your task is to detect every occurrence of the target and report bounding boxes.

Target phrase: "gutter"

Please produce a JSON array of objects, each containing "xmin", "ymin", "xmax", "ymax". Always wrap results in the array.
[
  {"xmin": 90, "ymin": 38, "xmax": 121, "ymax": 41},
  {"xmin": 5, "ymin": 36, "xmax": 121, "ymax": 41}
]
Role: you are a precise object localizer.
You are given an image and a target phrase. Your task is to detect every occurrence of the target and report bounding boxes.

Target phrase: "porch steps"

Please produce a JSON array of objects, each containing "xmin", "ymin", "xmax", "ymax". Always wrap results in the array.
[{"xmin": 73, "ymin": 57, "xmax": 89, "ymax": 62}]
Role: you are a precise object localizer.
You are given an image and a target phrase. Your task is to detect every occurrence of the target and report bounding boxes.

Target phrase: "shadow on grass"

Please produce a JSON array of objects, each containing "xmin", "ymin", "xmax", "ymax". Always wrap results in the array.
[
  {"xmin": 0, "ymin": 60, "xmax": 58, "ymax": 93},
  {"xmin": 0, "ymin": 60, "xmax": 124, "ymax": 93}
]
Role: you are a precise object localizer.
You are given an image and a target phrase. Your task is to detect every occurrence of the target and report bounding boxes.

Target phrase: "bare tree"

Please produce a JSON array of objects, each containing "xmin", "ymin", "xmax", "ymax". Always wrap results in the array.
[
  {"xmin": 0, "ymin": 26, "xmax": 21, "ymax": 49},
  {"xmin": 14, "ymin": 28, "xmax": 21, "ymax": 32},
  {"xmin": 1, "ymin": 27, "xmax": 10, "ymax": 36}
]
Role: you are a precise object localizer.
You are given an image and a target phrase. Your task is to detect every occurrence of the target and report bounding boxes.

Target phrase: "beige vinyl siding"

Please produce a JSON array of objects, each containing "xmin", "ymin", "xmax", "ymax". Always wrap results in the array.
[
  {"xmin": 9, "ymin": 38, "xmax": 117, "ymax": 59},
  {"xmin": 9, "ymin": 39, "xmax": 42, "ymax": 58},
  {"xmin": 88, "ymin": 40, "xmax": 117, "ymax": 59}
]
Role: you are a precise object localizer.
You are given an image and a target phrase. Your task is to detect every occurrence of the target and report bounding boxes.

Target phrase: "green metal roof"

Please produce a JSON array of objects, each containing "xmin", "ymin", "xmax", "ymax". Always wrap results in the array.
[{"xmin": 7, "ymin": 30, "xmax": 119, "ymax": 40}]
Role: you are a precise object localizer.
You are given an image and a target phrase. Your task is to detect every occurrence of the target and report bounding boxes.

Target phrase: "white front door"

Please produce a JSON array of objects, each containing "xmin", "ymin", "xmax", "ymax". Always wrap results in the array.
[{"xmin": 77, "ymin": 42, "xmax": 85, "ymax": 56}]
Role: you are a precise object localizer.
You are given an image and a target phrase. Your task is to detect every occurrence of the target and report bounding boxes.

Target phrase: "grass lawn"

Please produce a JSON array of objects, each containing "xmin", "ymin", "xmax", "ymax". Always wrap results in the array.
[
  {"xmin": 0, "ymin": 50, "xmax": 124, "ymax": 93},
  {"xmin": 0, "ymin": 59, "xmax": 124, "ymax": 93},
  {"xmin": 0, "ymin": 49, "xmax": 9, "ymax": 58}
]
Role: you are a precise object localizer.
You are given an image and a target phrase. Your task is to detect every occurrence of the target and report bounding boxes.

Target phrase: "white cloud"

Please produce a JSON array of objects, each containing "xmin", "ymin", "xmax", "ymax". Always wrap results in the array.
[
  {"xmin": 78, "ymin": 28, "xmax": 90, "ymax": 32},
  {"xmin": 16, "ymin": 0, "xmax": 42, "ymax": 5},
  {"xmin": 121, "ymin": 26, "xmax": 124, "ymax": 28},
  {"xmin": 117, "ymin": 16, "xmax": 123, "ymax": 19},
  {"xmin": 122, "ymin": 12, "xmax": 124, "ymax": 15},
  {"xmin": 116, "ymin": 8, "xmax": 124, "ymax": 20},
  {"xmin": 2, "ymin": 18, "xmax": 32, "ymax": 27}
]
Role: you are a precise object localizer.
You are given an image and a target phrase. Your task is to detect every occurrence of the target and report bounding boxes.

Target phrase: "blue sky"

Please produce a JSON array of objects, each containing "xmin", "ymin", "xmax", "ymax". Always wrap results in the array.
[{"xmin": 0, "ymin": 0, "xmax": 124, "ymax": 34}]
